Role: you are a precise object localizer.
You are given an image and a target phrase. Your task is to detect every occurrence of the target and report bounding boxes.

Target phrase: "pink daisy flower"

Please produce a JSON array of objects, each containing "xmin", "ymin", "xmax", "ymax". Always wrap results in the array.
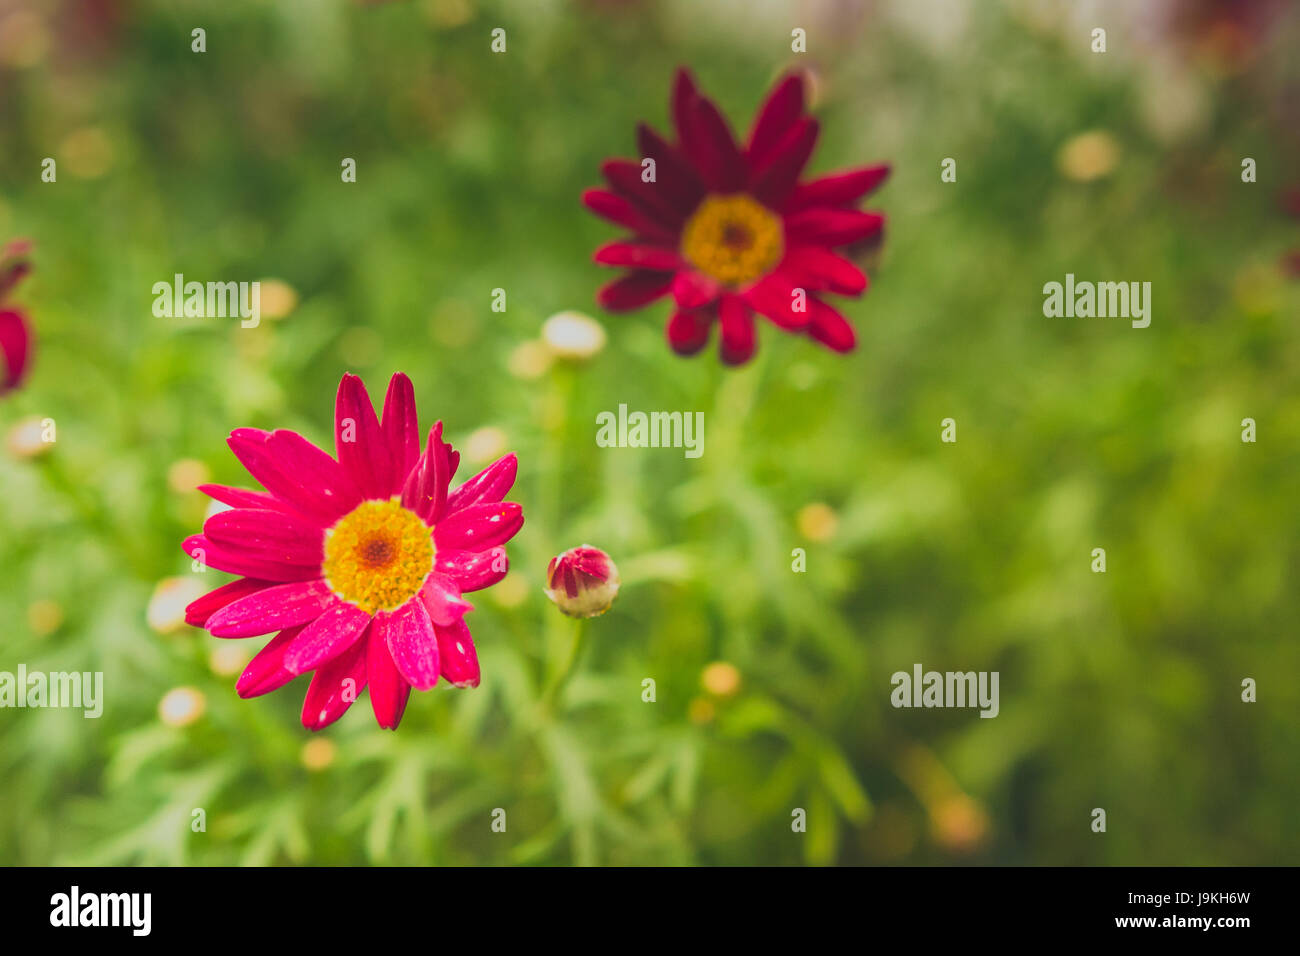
[
  {"xmin": 584, "ymin": 68, "xmax": 889, "ymax": 364},
  {"xmin": 0, "ymin": 240, "xmax": 34, "ymax": 397},
  {"xmin": 183, "ymin": 372, "xmax": 523, "ymax": 731}
]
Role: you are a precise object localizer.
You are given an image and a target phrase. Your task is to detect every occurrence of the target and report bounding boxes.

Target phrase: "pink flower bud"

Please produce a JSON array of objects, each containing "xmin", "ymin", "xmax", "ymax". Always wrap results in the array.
[{"xmin": 545, "ymin": 545, "xmax": 620, "ymax": 618}]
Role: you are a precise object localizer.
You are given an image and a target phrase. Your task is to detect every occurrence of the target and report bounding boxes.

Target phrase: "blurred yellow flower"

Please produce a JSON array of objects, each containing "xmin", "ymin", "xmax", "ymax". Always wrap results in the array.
[
  {"xmin": 541, "ymin": 311, "xmax": 606, "ymax": 360},
  {"xmin": 167, "ymin": 458, "xmax": 211, "ymax": 494},
  {"xmin": 27, "ymin": 599, "xmax": 63, "ymax": 637},
  {"xmin": 147, "ymin": 576, "xmax": 207, "ymax": 635},
  {"xmin": 687, "ymin": 697, "xmax": 716, "ymax": 724},
  {"xmin": 1057, "ymin": 130, "xmax": 1120, "ymax": 182},
  {"xmin": 257, "ymin": 279, "xmax": 299, "ymax": 321},
  {"xmin": 6, "ymin": 416, "xmax": 54, "ymax": 459},
  {"xmin": 60, "ymin": 126, "xmax": 115, "ymax": 180},
  {"xmin": 158, "ymin": 687, "xmax": 206, "ymax": 727},
  {"xmin": 701, "ymin": 661, "xmax": 741, "ymax": 698},
  {"xmin": 301, "ymin": 738, "xmax": 338, "ymax": 771},
  {"xmin": 209, "ymin": 642, "xmax": 250, "ymax": 678},
  {"xmin": 463, "ymin": 425, "xmax": 507, "ymax": 465},
  {"xmin": 797, "ymin": 502, "xmax": 839, "ymax": 542},
  {"xmin": 507, "ymin": 340, "xmax": 553, "ymax": 380}
]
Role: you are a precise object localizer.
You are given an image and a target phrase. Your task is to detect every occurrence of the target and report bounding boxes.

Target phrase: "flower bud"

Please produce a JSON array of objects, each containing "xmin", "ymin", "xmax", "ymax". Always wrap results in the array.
[{"xmin": 545, "ymin": 545, "xmax": 620, "ymax": 618}]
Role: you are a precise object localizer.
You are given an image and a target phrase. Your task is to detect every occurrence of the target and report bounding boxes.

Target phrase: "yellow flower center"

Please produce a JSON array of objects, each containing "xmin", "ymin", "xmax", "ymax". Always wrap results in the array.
[
  {"xmin": 679, "ymin": 194, "xmax": 785, "ymax": 286},
  {"xmin": 322, "ymin": 499, "xmax": 434, "ymax": 614}
]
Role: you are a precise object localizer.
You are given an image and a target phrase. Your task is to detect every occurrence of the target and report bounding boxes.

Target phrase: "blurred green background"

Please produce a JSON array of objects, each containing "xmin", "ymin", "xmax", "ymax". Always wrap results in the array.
[{"xmin": 1, "ymin": 0, "xmax": 1298, "ymax": 866}]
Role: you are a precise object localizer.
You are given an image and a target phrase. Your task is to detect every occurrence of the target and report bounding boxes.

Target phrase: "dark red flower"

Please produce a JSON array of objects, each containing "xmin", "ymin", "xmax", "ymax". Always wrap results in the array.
[
  {"xmin": 584, "ymin": 68, "xmax": 889, "ymax": 364},
  {"xmin": 0, "ymin": 240, "xmax": 34, "ymax": 397}
]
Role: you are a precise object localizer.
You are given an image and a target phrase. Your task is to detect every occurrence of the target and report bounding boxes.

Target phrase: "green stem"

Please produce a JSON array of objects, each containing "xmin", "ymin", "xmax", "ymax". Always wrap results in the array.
[{"xmin": 542, "ymin": 616, "xmax": 586, "ymax": 713}]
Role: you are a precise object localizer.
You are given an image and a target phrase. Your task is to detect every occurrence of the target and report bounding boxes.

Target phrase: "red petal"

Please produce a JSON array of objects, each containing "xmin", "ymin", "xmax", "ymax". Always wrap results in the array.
[
  {"xmin": 602, "ymin": 159, "xmax": 688, "ymax": 227},
  {"xmin": 679, "ymin": 89, "xmax": 746, "ymax": 191},
  {"xmin": 785, "ymin": 209, "xmax": 885, "ymax": 247},
  {"xmin": 636, "ymin": 123, "xmax": 705, "ymax": 212},
  {"xmin": 750, "ymin": 118, "xmax": 819, "ymax": 207},
  {"xmin": 581, "ymin": 189, "xmax": 676, "ymax": 242},
  {"xmin": 779, "ymin": 246, "xmax": 868, "ymax": 295},
  {"xmin": 807, "ymin": 298, "xmax": 857, "ymax": 352},
  {"xmin": 718, "ymin": 295, "xmax": 757, "ymax": 365},
  {"xmin": 742, "ymin": 272, "xmax": 814, "ymax": 330},
  {"xmin": 597, "ymin": 272, "xmax": 675, "ymax": 312},
  {"xmin": 747, "ymin": 72, "xmax": 805, "ymax": 167},
  {"xmin": 594, "ymin": 241, "xmax": 683, "ymax": 272},
  {"xmin": 666, "ymin": 309, "xmax": 713, "ymax": 355},
  {"xmin": 671, "ymin": 270, "xmax": 721, "ymax": 309},
  {"xmin": 786, "ymin": 164, "xmax": 891, "ymax": 212}
]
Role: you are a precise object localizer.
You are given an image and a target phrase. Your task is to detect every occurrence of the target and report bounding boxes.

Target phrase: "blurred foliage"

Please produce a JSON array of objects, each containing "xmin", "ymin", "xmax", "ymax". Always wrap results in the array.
[{"xmin": 1, "ymin": 0, "xmax": 1298, "ymax": 865}]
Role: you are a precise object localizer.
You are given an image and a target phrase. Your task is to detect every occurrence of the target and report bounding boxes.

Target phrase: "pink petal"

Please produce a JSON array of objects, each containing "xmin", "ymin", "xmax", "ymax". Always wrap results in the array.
[
  {"xmin": 0, "ymin": 308, "xmax": 33, "ymax": 392},
  {"xmin": 385, "ymin": 598, "xmax": 439, "ymax": 691},
  {"xmin": 199, "ymin": 483, "xmax": 299, "ymax": 514},
  {"xmin": 228, "ymin": 428, "xmax": 362, "ymax": 526},
  {"xmin": 185, "ymin": 577, "xmax": 273, "ymax": 628},
  {"xmin": 381, "ymin": 372, "xmax": 421, "ymax": 494},
  {"xmin": 401, "ymin": 422, "xmax": 448, "ymax": 525},
  {"xmin": 282, "ymin": 601, "xmax": 373, "ymax": 675},
  {"xmin": 435, "ymin": 547, "xmax": 508, "ymax": 592},
  {"xmin": 236, "ymin": 626, "xmax": 303, "ymax": 698},
  {"xmin": 367, "ymin": 619, "xmax": 411, "ymax": 729},
  {"xmin": 419, "ymin": 572, "xmax": 473, "ymax": 626},
  {"xmin": 434, "ymin": 618, "xmax": 481, "ymax": 688},
  {"xmin": 203, "ymin": 508, "xmax": 325, "ymax": 567},
  {"xmin": 301, "ymin": 632, "xmax": 369, "ymax": 731},
  {"xmin": 434, "ymin": 502, "xmax": 523, "ymax": 552},
  {"xmin": 183, "ymin": 534, "xmax": 322, "ymax": 583},
  {"xmin": 206, "ymin": 579, "xmax": 337, "ymax": 638},
  {"xmin": 445, "ymin": 453, "xmax": 517, "ymax": 514},
  {"xmin": 334, "ymin": 373, "xmax": 393, "ymax": 500}
]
